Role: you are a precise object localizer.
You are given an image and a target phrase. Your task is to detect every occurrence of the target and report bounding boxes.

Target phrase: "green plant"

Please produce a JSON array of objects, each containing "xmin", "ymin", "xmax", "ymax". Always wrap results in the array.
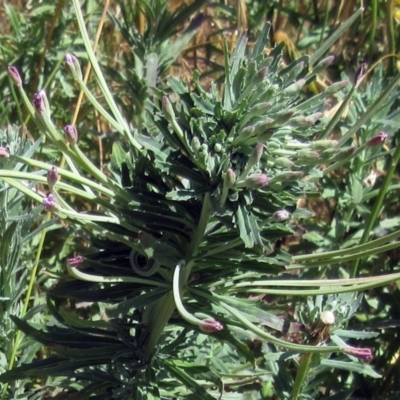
[{"xmin": 2, "ymin": 2, "xmax": 400, "ymax": 399}]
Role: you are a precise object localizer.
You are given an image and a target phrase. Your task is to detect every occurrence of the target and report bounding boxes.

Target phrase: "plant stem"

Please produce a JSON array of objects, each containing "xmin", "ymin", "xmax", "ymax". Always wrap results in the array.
[
  {"xmin": 291, "ymin": 353, "xmax": 313, "ymax": 400},
  {"xmin": 350, "ymin": 138, "xmax": 400, "ymax": 277}
]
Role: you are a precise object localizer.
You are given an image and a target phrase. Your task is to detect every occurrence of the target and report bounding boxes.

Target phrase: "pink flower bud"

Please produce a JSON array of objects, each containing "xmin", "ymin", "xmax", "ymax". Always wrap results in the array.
[
  {"xmin": 354, "ymin": 62, "xmax": 367, "ymax": 85},
  {"xmin": 65, "ymin": 53, "xmax": 82, "ymax": 81},
  {"xmin": 344, "ymin": 346, "xmax": 373, "ymax": 360},
  {"xmin": 273, "ymin": 210, "xmax": 290, "ymax": 221},
  {"xmin": 199, "ymin": 319, "xmax": 224, "ymax": 333},
  {"xmin": 43, "ymin": 194, "xmax": 57, "ymax": 212},
  {"xmin": 8, "ymin": 66, "xmax": 22, "ymax": 87},
  {"xmin": 47, "ymin": 166, "xmax": 58, "ymax": 189},
  {"xmin": 0, "ymin": 147, "xmax": 10, "ymax": 158},
  {"xmin": 237, "ymin": 173, "xmax": 269, "ymax": 189},
  {"xmin": 366, "ymin": 132, "xmax": 388, "ymax": 148},
  {"xmin": 67, "ymin": 255, "xmax": 84, "ymax": 268},
  {"xmin": 162, "ymin": 96, "xmax": 175, "ymax": 121},
  {"xmin": 63, "ymin": 124, "xmax": 78, "ymax": 144},
  {"xmin": 33, "ymin": 90, "xmax": 50, "ymax": 117}
]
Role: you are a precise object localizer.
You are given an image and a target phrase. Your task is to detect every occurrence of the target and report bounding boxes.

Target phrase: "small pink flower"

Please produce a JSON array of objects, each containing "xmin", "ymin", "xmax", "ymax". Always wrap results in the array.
[
  {"xmin": 199, "ymin": 319, "xmax": 224, "ymax": 333},
  {"xmin": 63, "ymin": 124, "xmax": 78, "ymax": 144},
  {"xmin": 67, "ymin": 255, "xmax": 84, "ymax": 268},
  {"xmin": 65, "ymin": 53, "xmax": 82, "ymax": 80},
  {"xmin": 344, "ymin": 346, "xmax": 373, "ymax": 360},
  {"xmin": 366, "ymin": 132, "xmax": 388, "ymax": 148},
  {"xmin": 43, "ymin": 194, "xmax": 57, "ymax": 212},
  {"xmin": 47, "ymin": 166, "xmax": 58, "ymax": 189}
]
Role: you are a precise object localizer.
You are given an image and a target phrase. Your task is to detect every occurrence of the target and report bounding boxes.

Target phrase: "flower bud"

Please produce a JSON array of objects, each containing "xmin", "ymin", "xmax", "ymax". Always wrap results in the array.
[
  {"xmin": 296, "ymin": 149, "xmax": 319, "ymax": 159},
  {"xmin": 274, "ymin": 157, "xmax": 294, "ymax": 168},
  {"xmin": 324, "ymin": 80, "xmax": 349, "ymax": 95},
  {"xmin": 283, "ymin": 79, "xmax": 306, "ymax": 95},
  {"xmin": 354, "ymin": 61, "xmax": 367, "ymax": 85},
  {"xmin": 47, "ymin": 166, "xmax": 58, "ymax": 189},
  {"xmin": 42, "ymin": 194, "xmax": 57, "ymax": 212},
  {"xmin": 311, "ymin": 139, "xmax": 338, "ymax": 150},
  {"xmin": 270, "ymin": 171, "xmax": 304, "ymax": 184},
  {"xmin": 236, "ymin": 173, "xmax": 269, "ymax": 189},
  {"xmin": 343, "ymin": 346, "xmax": 373, "ymax": 360},
  {"xmin": 8, "ymin": 66, "xmax": 22, "ymax": 87},
  {"xmin": 252, "ymin": 67, "xmax": 268, "ymax": 84},
  {"xmin": 0, "ymin": 147, "xmax": 10, "ymax": 158},
  {"xmin": 162, "ymin": 96, "xmax": 176, "ymax": 122},
  {"xmin": 304, "ymin": 112, "xmax": 323, "ymax": 125},
  {"xmin": 366, "ymin": 131, "xmax": 388, "ymax": 148},
  {"xmin": 63, "ymin": 124, "xmax": 78, "ymax": 144},
  {"xmin": 199, "ymin": 319, "xmax": 223, "ymax": 333},
  {"xmin": 67, "ymin": 255, "xmax": 84, "ymax": 268},
  {"xmin": 33, "ymin": 90, "xmax": 51, "ymax": 117},
  {"xmin": 313, "ymin": 55, "xmax": 334, "ymax": 74},
  {"xmin": 273, "ymin": 210, "xmax": 290, "ymax": 221},
  {"xmin": 65, "ymin": 53, "xmax": 82, "ymax": 81}
]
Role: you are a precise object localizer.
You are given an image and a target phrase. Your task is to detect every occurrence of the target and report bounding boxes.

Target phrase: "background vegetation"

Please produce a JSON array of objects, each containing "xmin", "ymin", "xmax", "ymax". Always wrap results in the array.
[{"xmin": 1, "ymin": 0, "xmax": 400, "ymax": 399}]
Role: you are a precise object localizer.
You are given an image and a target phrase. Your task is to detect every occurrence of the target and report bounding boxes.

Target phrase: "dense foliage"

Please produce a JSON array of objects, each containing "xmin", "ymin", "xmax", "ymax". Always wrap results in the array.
[{"xmin": 1, "ymin": 1, "xmax": 400, "ymax": 399}]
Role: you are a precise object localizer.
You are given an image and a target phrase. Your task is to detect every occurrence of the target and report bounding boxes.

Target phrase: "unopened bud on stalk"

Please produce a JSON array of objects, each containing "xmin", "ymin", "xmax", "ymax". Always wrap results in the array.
[
  {"xmin": 272, "ymin": 110, "xmax": 294, "ymax": 125},
  {"xmin": 8, "ymin": 66, "xmax": 22, "ymax": 87},
  {"xmin": 252, "ymin": 67, "xmax": 269, "ymax": 84},
  {"xmin": 162, "ymin": 96, "xmax": 176, "ymax": 122},
  {"xmin": 366, "ymin": 131, "xmax": 388, "ymax": 147},
  {"xmin": 236, "ymin": 173, "xmax": 269, "ymax": 189},
  {"xmin": 324, "ymin": 80, "xmax": 350, "ymax": 95},
  {"xmin": 354, "ymin": 61, "xmax": 367, "ymax": 86},
  {"xmin": 270, "ymin": 171, "xmax": 304, "ymax": 184},
  {"xmin": 343, "ymin": 346, "xmax": 373, "ymax": 360},
  {"xmin": 33, "ymin": 90, "xmax": 51, "ymax": 117},
  {"xmin": 42, "ymin": 194, "xmax": 57, "ymax": 212},
  {"xmin": 0, "ymin": 147, "xmax": 10, "ymax": 158},
  {"xmin": 47, "ymin": 166, "xmax": 58, "ymax": 189},
  {"xmin": 199, "ymin": 319, "xmax": 224, "ymax": 333},
  {"xmin": 273, "ymin": 210, "xmax": 290, "ymax": 221},
  {"xmin": 304, "ymin": 112, "xmax": 323, "ymax": 125},
  {"xmin": 311, "ymin": 139, "xmax": 338, "ymax": 150},
  {"xmin": 283, "ymin": 79, "xmax": 306, "ymax": 94},
  {"xmin": 67, "ymin": 255, "xmax": 84, "ymax": 268},
  {"xmin": 296, "ymin": 149, "xmax": 320, "ymax": 159},
  {"xmin": 65, "ymin": 53, "xmax": 82, "ymax": 81},
  {"xmin": 219, "ymin": 168, "xmax": 236, "ymax": 208},
  {"xmin": 274, "ymin": 157, "xmax": 294, "ymax": 168},
  {"xmin": 313, "ymin": 55, "xmax": 335, "ymax": 74},
  {"xmin": 63, "ymin": 124, "xmax": 78, "ymax": 144}
]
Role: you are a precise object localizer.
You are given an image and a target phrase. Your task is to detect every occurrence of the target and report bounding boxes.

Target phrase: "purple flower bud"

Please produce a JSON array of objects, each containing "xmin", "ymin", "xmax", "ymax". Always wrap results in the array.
[
  {"xmin": 270, "ymin": 171, "xmax": 304, "ymax": 184},
  {"xmin": 199, "ymin": 319, "xmax": 224, "ymax": 333},
  {"xmin": 0, "ymin": 147, "xmax": 10, "ymax": 158},
  {"xmin": 225, "ymin": 168, "xmax": 236, "ymax": 186},
  {"xmin": 324, "ymin": 80, "xmax": 350, "ymax": 95},
  {"xmin": 33, "ymin": 90, "xmax": 50, "ymax": 117},
  {"xmin": 8, "ymin": 66, "xmax": 22, "ymax": 87},
  {"xmin": 344, "ymin": 346, "xmax": 373, "ymax": 360},
  {"xmin": 65, "ymin": 53, "xmax": 82, "ymax": 81},
  {"xmin": 67, "ymin": 255, "xmax": 84, "ymax": 268},
  {"xmin": 253, "ymin": 67, "xmax": 268, "ymax": 84},
  {"xmin": 43, "ymin": 194, "xmax": 57, "ymax": 212},
  {"xmin": 47, "ymin": 166, "xmax": 58, "ymax": 189},
  {"xmin": 273, "ymin": 210, "xmax": 290, "ymax": 221},
  {"xmin": 313, "ymin": 55, "xmax": 335, "ymax": 74},
  {"xmin": 354, "ymin": 61, "xmax": 367, "ymax": 85},
  {"xmin": 63, "ymin": 124, "xmax": 78, "ymax": 144},
  {"xmin": 366, "ymin": 131, "xmax": 388, "ymax": 148},
  {"xmin": 237, "ymin": 173, "xmax": 269, "ymax": 189}
]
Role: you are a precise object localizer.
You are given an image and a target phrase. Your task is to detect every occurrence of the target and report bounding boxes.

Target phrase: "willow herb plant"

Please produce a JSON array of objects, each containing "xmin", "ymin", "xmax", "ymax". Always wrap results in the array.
[{"xmin": 1, "ymin": 2, "xmax": 400, "ymax": 399}]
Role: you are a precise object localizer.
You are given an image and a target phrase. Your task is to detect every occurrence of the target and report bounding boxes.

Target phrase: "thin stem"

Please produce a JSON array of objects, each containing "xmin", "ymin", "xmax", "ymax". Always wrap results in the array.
[
  {"xmin": 350, "ymin": 139, "xmax": 400, "ymax": 277},
  {"xmin": 291, "ymin": 353, "xmax": 313, "ymax": 400},
  {"xmin": 67, "ymin": 266, "xmax": 170, "ymax": 288}
]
